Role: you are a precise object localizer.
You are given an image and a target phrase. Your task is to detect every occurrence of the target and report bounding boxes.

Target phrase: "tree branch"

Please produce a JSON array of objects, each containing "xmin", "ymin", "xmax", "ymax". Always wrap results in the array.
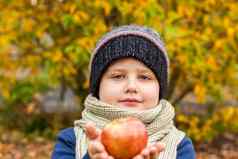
[
  {"xmin": 171, "ymin": 83, "xmax": 194, "ymax": 106},
  {"xmin": 166, "ymin": 65, "xmax": 181, "ymax": 100}
]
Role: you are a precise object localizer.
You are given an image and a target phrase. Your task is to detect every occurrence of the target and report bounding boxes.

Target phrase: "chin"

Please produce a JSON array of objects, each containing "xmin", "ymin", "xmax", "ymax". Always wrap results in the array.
[{"xmin": 117, "ymin": 104, "xmax": 145, "ymax": 110}]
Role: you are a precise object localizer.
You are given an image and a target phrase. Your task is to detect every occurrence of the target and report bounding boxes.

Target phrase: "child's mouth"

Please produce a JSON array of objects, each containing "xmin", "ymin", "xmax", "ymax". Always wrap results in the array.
[
  {"xmin": 118, "ymin": 99, "xmax": 142, "ymax": 107},
  {"xmin": 120, "ymin": 101, "xmax": 140, "ymax": 107}
]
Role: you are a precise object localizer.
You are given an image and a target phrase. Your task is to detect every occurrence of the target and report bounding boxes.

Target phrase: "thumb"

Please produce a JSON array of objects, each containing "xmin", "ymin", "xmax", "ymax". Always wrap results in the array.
[{"xmin": 84, "ymin": 122, "xmax": 99, "ymax": 140}]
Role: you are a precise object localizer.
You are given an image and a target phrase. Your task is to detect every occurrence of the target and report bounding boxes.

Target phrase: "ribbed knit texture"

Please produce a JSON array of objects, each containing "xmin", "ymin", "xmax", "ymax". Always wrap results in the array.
[
  {"xmin": 74, "ymin": 94, "xmax": 185, "ymax": 159},
  {"xmin": 88, "ymin": 25, "xmax": 169, "ymax": 99}
]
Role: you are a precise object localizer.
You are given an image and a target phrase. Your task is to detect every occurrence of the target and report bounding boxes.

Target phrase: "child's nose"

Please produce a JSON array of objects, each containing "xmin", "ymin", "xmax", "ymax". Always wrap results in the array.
[{"xmin": 124, "ymin": 78, "xmax": 138, "ymax": 93}]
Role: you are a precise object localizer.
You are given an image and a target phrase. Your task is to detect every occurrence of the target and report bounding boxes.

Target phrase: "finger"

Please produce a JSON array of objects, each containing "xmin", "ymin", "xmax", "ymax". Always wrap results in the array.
[
  {"xmin": 107, "ymin": 155, "xmax": 114, "ymax": 159},
  {"xmin": 133, "ymin": 154, "xmax": 143, "ymax": 159},
  {"xmin": 155, "ymin": 142, "xmax": 165, "ymax": 152},
  {"xmin": 141, "ymin": 149, "xmax": 150, "ymax": 159},
  {"xmin": 85, "ymin": 122, "xmax": 99, "ymax": 140},
  {"xmin": 93, "ymin": 152, "xmax": 108, "ymax": 159},
  {"xmin": 89, "ymin": 141, "xmax": 106, "ymax": 155},
  {"xmin": 148, "ymin": 146, "xmax": 157, "ymax": 159}
]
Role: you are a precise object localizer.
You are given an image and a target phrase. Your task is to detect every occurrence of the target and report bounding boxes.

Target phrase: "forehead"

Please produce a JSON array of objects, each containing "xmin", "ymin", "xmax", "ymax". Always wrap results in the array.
[{"xmin": 106, "ymin": 57, "xmax": 152, "ymax": 72}]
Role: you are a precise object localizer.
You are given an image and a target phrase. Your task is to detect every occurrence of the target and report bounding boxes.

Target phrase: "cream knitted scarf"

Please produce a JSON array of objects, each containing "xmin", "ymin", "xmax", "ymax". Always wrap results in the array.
[{"xmin": 74, "ymin": 95, "xmax": 185, "ymax": 159}]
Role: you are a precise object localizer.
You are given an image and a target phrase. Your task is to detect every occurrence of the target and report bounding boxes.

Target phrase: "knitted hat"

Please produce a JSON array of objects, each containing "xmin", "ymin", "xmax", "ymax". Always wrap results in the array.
[{"xmin": 89, "ymin": 25, "xmax": 169, "ymax": 100}]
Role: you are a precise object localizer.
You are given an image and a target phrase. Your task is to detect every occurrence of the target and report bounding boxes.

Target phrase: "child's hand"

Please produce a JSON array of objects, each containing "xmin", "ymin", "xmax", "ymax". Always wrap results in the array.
[
  {"xmin": 133, "ymin": 142, "xmax": 165, "ymax": 159},
  {"xmin": 85, "ymin": 122, "xmax": 114, "ymax": 159},
  {"xmin": 85, "ymin": 122, "xmax": 164, "ymax": 159}
]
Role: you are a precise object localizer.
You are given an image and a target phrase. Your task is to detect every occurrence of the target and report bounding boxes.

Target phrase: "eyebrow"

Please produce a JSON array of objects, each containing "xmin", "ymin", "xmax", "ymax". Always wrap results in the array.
[
  {"xmin": 137, "ymin": 69, "xmax": 152, "ymax": 74},
  {"xmin": 108, "ymin": 67, "xmax": 152, "ymax": 74}
]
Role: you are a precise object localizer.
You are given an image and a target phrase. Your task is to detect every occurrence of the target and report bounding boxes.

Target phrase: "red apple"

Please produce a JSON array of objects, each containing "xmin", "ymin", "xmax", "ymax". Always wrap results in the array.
[{"xmin": 101, "ymin": 117, "xmax": 148, "ymax": 159}]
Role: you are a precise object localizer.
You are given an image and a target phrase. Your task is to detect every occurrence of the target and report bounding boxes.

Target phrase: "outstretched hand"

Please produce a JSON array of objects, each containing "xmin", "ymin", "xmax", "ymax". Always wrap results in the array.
[
  {"xmin": 133, "ymin": 142, "xmax": 165, "ymax": 159},
  {"xmin": 85, "ymin": 122, "xmax": 165, "ymax": 159},
  {"xmin": 85, "ymin": 122, "xmax": 114, "ymax": 159}
]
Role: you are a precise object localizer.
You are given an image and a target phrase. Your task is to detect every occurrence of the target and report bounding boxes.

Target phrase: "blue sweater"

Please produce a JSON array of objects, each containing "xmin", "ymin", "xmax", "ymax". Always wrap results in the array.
[{"xmin": 52, "ymin": 128, "xmax": 196, "ymax": 159}]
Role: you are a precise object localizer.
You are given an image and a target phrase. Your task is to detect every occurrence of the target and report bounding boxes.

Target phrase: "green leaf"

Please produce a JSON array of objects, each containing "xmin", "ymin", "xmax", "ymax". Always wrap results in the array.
[{"xmin": 62, "ymin": 14, "xmax": 74, "ymax": 29}]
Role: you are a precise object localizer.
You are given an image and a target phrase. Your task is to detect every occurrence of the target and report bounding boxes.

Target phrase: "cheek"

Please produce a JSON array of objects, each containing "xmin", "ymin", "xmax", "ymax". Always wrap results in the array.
[
  {"xmin": 142, "ymin": 83, "xmax": 159, "ymax": 105},
  {"xmin": 99, "ymin": 80, "xmax": 123, "ymax": 104}
]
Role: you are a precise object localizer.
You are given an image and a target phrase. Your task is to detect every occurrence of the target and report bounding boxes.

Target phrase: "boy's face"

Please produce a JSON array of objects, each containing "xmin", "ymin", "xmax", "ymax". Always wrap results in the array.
[{"xmin": 99, "ymin": 57, "xmax": 160, "ymax": 110}]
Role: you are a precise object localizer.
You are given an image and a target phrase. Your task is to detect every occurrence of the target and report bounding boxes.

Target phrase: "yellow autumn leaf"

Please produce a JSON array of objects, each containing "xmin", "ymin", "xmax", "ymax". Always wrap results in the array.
[
  {"xmin": 62, "ymin": 66, "xmax": 75, "ymax": 76},
  {"xmin": 25, "ymin": 55, "xmax": 40, "ymax": 66},
  {"xmin": 52, "ymin": 51, "xmax": 63, "ymax": 63},
  {"xmin": 207, "ymin": 0, "xmax": 216, "ymax": 5},
  {"xmin": 102, "ymin": 1, "xmax": 111, "ymax": 16},
  {"xmin": 133, "ymin": 10, "xmax": 145, "ymax": 24},
  {"xmin": 194, "ymin": 84, "xmax": 206, "ymax": 103},
  {"xmin": 177, "ymin": 54, "xmax": 187, "ymax": 64},
  {"xmin": 177, "ymin": 4, "xmax": 193, "ymax": 17},
  {"xmin": 214, "ymin": 39, "xmax": 224, "ymax": 50},
  {"xmin": 22, "ymin": 18, "xmax": 35, "ymax": 32},
  {"xmin": 190, "ymin": 116, "xmax": 199, "ymax": 128},
  {"xmin": 77, "ymin": 37, "xmax": 94, "ymax": 50},
  {"xmin": 36, "ymin": 30, "xmax": 45, "ymax": 38},
  {"xmin": 201, "ymin": 119, "xmax": 213, "ymax": 133},
  {"xmin": 94, "ymin": 0, "xmax": 111, "ymax": 16},
  {"xmin": 207, "ymin": 56, "xmax": 218, "ymax": 70},
  {"xmin": 227, "ymin": 27, "xmax": 235, "ymax": 39},
  {"xmin": 2, "ymin": 87, "xmax": 10, "ymax": 99},
  {"xmin": 177, "ymin": 114, "xmax": 188, "ymax": 123},
  {"xmin": 94, "ymin": 20, "xmax": 107, "ymax": 36},
  {"xmin": 69, "ymin": 4, "xmax": 77, "ymax": 14},
  {"xmin": 222, "ymin": 107, "xmax": 236, "ymax": 123},
  {"xmin": 74, "ymin": 11, "xmax": 89, "ymax": 23},
  {"xmin": 223, "ymin": 17, "xmax": 230, "ymax": 28},
  {"xmin": 0, "ymin": 36, "xmax": 11, "ymax": 47}
]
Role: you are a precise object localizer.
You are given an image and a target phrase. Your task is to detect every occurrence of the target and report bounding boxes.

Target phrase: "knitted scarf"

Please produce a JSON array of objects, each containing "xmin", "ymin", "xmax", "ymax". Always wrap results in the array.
[{"xmin": 74, "ymin": 95, "xmax": 185, "ymax": 159}]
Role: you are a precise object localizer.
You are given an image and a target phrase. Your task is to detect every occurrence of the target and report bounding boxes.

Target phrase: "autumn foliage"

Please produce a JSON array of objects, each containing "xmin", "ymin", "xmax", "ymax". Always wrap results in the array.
[{"xmin": 0, "ymin": 0, "xmax": 238, "ymax": 144}]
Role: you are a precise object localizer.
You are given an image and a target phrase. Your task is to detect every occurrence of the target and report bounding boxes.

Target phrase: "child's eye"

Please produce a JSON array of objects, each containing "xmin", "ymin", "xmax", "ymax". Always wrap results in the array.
[
  {"xmin": 138, "ymin": 75, "xmax": 151, "ymax": 80},
  {"xmin": 111, "ymin": 74, "xmax": 125, "ymax": 80}
]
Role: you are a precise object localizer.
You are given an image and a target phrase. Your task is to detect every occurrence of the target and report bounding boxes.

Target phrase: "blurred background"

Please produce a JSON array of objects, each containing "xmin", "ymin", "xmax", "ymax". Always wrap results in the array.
[{"xmin": 0, "ymin": 0, "xmax": 238, "ymax": 158}]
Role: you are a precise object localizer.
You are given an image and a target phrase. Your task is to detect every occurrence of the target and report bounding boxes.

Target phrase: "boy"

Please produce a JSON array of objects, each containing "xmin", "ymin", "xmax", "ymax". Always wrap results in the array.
[{"xmin": 52, "ymin": 25, "xmax": 196, "ymax": 159}]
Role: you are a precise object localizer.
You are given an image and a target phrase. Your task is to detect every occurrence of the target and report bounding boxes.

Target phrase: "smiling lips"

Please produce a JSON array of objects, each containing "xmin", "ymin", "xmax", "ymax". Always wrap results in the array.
[{"xmin": 119, "ymin": 98, "xmax": 142, "ymax": 107}]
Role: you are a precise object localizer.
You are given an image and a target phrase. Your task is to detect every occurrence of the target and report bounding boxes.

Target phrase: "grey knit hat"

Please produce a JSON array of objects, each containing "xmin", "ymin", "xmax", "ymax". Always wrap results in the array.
[{"xmin": 89, "ymin": 25, "xmax": 169, "ymax": 100}]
